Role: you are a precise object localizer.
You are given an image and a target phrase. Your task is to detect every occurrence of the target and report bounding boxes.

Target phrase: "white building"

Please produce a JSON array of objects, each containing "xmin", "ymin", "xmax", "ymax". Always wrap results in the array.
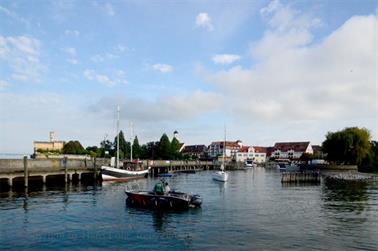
[
  {"xmin": 236, "ymin": 146, "xmax": 267, "ymax": 163},
  {"xmin": 208, "ymin": 140, "xmax": 242, "ymax": 159},
  {"xmin": 272, "ymin": 142, "xmax": 313, "ymax": 160}
]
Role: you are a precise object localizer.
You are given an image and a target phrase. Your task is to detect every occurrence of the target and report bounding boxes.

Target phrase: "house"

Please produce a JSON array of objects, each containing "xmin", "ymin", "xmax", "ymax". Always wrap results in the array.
[
  {"xmin": 208, "ymin": 140, "xmax": 242, "ymax": 160},
  {"xmin": 182, "ymin": 145, "xmax": 208, "ymax": 159},
  {"xmin": 235, "ymin": 146, "xmax": 267, "ymax": 163},
  {"xmin": 253, "ymin": 146, "xmax": 267, "ymax": 163},
  {"xmin": 33, "ymin": 132, "xmax": 65, "ymax": 154},
  {"xmin": 272, "ymin": 141, "xmax": 313, "ymax": 160}
]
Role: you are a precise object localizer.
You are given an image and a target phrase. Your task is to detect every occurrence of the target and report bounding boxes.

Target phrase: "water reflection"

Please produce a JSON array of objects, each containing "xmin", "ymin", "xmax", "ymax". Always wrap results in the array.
[{"xmin": 321, "ymin": 180, "xmax": 369, "ymax": 224}]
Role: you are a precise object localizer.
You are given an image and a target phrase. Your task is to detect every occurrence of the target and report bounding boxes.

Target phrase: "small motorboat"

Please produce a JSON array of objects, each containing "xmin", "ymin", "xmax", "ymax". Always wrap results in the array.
[
  {"xmin": 125, "ymin": 181, "xmax": 202, "ymax": 210},
  {"xmin": 158, "ymin": 173, "xmax": 173, "ymax": 177}
]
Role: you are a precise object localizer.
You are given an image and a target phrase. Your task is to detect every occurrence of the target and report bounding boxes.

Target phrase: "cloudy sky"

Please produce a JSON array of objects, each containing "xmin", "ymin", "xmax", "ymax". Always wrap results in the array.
[{"xmin": 0, "ymin": 0, "xmax": 377, "ymax": 154}]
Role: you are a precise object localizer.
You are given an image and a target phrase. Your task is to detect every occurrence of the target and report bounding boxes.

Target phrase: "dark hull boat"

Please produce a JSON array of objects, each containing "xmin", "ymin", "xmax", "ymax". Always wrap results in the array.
[{"xmin": 125, "ymin": 190, "xmax": 202, "ymax": 210}]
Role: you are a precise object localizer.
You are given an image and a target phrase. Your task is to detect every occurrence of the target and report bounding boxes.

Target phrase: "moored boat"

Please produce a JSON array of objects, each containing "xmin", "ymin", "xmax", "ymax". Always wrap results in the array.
[{"xmin": 125, "ymin": 181, "xmax": 202, "ymax": 210}]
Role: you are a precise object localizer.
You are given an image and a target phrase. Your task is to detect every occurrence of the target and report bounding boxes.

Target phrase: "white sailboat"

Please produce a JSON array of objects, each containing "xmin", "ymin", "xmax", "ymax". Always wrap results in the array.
[
  {"xmin": 212, "ymin": 126, "xmax": 229, "ymax": 182},
  {"xmin": 101, "ymin": 106, "xmax": 150, "ymax": 181}
]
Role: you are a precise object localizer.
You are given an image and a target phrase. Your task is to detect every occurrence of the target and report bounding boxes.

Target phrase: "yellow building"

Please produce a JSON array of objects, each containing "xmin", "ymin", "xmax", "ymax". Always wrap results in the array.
[{"xmin": 33, "ymin": 132, "xmax": 65, "ymax": 153}]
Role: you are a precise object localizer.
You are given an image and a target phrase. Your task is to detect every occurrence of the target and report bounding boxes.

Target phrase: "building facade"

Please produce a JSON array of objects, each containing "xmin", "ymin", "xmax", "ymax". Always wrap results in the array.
[
  {"xmin": 33, "ymin": 132, "xmax": 65, "ymax": 153},
  {"xmin": 182, "ymin": 145, "xmax": 208, "ymax": 159},
  {"xmin": 271, "ymin": 142, "xmax": 313, "ymax": 160},
  {"xmin": 208, "ymin": 140, "xmax": 242, "ymax": 160},
  {"xmin": 235, "ymin": 146, "xmax": 267, "ymax": 163}
]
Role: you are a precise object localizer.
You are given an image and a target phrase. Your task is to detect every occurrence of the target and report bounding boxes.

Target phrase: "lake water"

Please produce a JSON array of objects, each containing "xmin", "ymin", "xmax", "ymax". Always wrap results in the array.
[{"xmin": 1, "ymin": 168, "xmax": 377, "ymax": 250}]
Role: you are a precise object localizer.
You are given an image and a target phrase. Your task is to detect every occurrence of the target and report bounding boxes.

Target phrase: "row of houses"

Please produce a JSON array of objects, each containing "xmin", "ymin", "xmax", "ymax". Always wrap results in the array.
[{"xmin": 182, "ymin": 141, "xmax": 322, "ymax": 163}]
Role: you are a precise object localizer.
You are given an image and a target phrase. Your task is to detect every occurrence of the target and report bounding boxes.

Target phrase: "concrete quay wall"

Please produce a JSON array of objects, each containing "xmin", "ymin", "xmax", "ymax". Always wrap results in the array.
[{"xmin": 0, "ymin": 158, "xmax": 109, "ymax": 174}]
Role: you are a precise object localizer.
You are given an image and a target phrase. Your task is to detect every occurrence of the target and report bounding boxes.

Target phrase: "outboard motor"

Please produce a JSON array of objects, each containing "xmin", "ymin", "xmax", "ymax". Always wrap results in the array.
[{"xmin": 190, "ymin": 194, "xmax": 202, "ymax": 207}]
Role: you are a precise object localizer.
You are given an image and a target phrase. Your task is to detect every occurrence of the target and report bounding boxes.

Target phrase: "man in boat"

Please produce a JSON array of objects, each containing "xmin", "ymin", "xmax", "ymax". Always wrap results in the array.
[
  {"xmin": 164, "ymin": 182, "xmax": 170, "ymax": 193},
  {"xmin": 153, "ymin": 181, "xmax": 165, "ymax": 195}
]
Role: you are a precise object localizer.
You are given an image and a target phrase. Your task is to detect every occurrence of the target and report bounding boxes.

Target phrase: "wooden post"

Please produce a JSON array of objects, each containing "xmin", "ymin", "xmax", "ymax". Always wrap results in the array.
[
  {"xmin": 93, "ymin": 157, "xmax": 97, "ymax": 180},
  {"xmin": 23, "ymin": 156, "xmax": 28, "ymax": 188},
  {"xmin": 64, "ymin": 157, "xmax": 68, "ymax": 183}
]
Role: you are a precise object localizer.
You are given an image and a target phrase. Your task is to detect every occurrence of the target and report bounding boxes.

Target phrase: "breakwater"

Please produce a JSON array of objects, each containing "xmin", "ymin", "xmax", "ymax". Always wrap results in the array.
[
  {"xmin": 0, "ymin": 158, "xmax": 221, "ymax": 189},
  {"xmin": 0, "ymin": 157, "xmax": 109, "ymax": 188}
]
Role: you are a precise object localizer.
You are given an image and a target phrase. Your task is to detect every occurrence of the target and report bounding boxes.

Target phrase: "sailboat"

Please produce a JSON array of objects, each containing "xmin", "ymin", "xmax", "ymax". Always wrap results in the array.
[
  {"xmin": 101, "ymin": 106, "xmax": 150, "ymax": 181},
  {"xmin": 212, "ymin": 126, "xmax": 229, "ymax": 182}
]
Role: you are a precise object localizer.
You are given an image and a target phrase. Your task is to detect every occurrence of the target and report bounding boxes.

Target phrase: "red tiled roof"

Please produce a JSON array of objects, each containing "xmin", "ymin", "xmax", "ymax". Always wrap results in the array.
[
  {"xmin": 274, "ymin": 142, "xmax": 310, "ymax": 152},
  {"xmin": 239, "ymin": 146, "xmax": 249, "ymax": 152},
  {"xmin": 211, "ymin": 141, "xmax": 241, "ymax": 148},
  {"xmin": 182, "ymin": 145, "xmax": 207, "ymax": 154},
  {"xmin": 253, "ymin": 146, "xmax": 267, "ymax": 153}
]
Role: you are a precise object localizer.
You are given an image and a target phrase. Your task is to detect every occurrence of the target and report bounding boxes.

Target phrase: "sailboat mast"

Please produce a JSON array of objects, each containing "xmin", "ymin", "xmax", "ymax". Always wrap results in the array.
[
  {"xmin": 223, "ymin": 125, "xmax": 226, "ymax": 165},
  {"xmin": 116, "ymin": 105, "xmax": 120, "ymax": 169},
  {"xmin": 130, "ymin": 122, "xmax": 133, "ymax": 162}
]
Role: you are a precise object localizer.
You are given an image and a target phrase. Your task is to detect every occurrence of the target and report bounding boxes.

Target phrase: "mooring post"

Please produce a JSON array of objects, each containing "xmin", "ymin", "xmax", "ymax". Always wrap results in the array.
[
  {"xmin": 64, "ymin": 157, "xmax": 68, "ymax": 183},
  {"xmin": 93, "ymin": 157, "xmax": 97, "ymax": 180},
  {"xmin": 23, "ymin": 156, "xmax": 28, "ymax": 188}
]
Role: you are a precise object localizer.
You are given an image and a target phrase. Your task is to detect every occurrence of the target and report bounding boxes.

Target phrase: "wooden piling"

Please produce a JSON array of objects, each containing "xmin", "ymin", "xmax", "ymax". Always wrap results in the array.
[
  {"xmin": 93, "ymin": 157, "xmax": 97, "ymax": 180},
  {"xmin": 23, "ymin": 156, "xmax": 28, "ymax": 188},
  {"xmin": 64, "ymin": 157, "xmax": 68, "ymax": 183}
]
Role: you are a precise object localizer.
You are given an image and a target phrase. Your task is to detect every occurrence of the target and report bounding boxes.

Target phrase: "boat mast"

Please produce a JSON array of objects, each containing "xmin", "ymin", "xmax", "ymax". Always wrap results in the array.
[
  {"xmin": 130, "ymin": 122, "xmax": 133, "ymax": 162},
  {"xmin": 116, "ymin": 105, "xmax": 120, "ymax": 169},
  {"xmin": 222, "ymin": 124, "xmax": 226, "ymax": 170}
]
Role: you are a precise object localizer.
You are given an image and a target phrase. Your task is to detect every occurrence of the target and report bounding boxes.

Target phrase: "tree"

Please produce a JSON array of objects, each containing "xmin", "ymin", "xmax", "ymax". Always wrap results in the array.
[
  {"xmin": 100, "ymin": 139, "xmax": 113, "ymax": 157},
  {"xmin": 86, "ymin": 146, "xmax": 103, "ymax": 157},
  {"xmin": 322, "ymin": 127, "xmax": 371, "ymax": 165},
  {"xmin": 171, "ymin": 137, "xmax": 182, "ymax": 160},
  {"xmin": 361, "ymin": 141, "xmax": 378, "ymax": 172},
  {"xmin": 63, "ymin": 140, "xmax": 85, "ymax": 154},
  {"xmin": 132, "ymin": 136, "xmax": 141, "ymax": 159},
  {"xmin": 114, "ymin": 130, "xmax": 130, "ymax": 160},
  {"xmin": 159, "ymin": 134, "xmax": 171, "ymax": 160},
  {"xmin": 300, "ymin": 152, "xmax": 313, "ymax": 162},
  {"xmin": 141, "ymin": 141, "xmax": 159, "ymax": 159}
]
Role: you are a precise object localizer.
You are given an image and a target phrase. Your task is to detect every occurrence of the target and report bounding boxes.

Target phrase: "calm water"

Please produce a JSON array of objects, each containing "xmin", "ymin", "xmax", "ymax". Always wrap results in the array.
[{"xmin": 1, "ymin": 168, "xmax": 378, "ymax": 250}]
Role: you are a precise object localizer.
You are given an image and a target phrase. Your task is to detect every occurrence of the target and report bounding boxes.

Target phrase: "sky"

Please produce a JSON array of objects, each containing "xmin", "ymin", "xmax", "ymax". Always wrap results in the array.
[{"xmin": 0, "ymin": 0, "xmax": 377, "ymax": 154}]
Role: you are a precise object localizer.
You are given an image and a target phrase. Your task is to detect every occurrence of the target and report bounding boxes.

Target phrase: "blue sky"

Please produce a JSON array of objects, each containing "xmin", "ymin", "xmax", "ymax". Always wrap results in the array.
[{"xmin": 0, "ymin": 0, "xmax": 377, "ymax": 153}]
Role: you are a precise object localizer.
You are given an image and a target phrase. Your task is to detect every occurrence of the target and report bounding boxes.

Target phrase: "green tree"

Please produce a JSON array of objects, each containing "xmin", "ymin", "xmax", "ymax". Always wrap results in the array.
[
  {"xmin": 170, "ymin": 137, "xmax": 182, "ymax": 160},
  {"xmin": 132, "ymin": 136, "xmax": 141, "ymax": 159},
  {"xmin": 300, "ymin": 153, "xmax": 313, "ymax": 162},
  {"xmin": 63, "ymin": 140, "xmax": 85, "ymax": 154},
  {"xmin": 159, "ymin": 133, "xmax": 171, "ymax": 160},
  {"xmin": 86, "ymin": 146, "xmax": 102, "ymax": 157},
  {"xmin": 100, "ymin": 139, "xmax": 113, "ymax": 157},
  {"xmin": 322, "ymin": 127, "xmax": 371, "ymax": 165},
  {"xmin": 361, "ymin": 141, "xmax": 378, "ymax": 172},
  {"xmin": 114, "ymin": 130, "xmax": 130, "ymax": 160},
  {"xmin": 141, "ymin": 141, "xmax": 159, "ymax": 159}
]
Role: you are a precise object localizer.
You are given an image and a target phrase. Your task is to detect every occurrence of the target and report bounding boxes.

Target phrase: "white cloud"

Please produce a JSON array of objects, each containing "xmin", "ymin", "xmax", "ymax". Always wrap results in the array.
[
  {"xmin": 104, "ymin": 3, "xmax": 115, "ymax": 16},
  {"xmin": 0, "ymin": 4, "xmax": 29, "ymax": 26},
  {"xmin": 64, "ymin": 29, "xmax": 80, "ymax": 36},
  {"xmin": 0, "ymin": 35, "xmax": 44, "ymax": 82},
  {"xmin": 0, "ymin": 80, "xmax": 10, "ymax": 90},
  {"xmin": 83, "ymin": 69, "xmax": 127, "ymax": 86},
  {"xmin": 212, "ymin": 54, "xmax": 241, "ymax": 64},
  {"xmin": 67, "ymin": 58, "xmax": 78, "ymax": 65},
  {"xmin": 204, "ymin": 2, "xmax": 377, "ymax": 127},
  {"xmin": 195, "ymin": 12, "xmax": 214, "ymax": 31},
  {"xmin": 90, "ymin": 90, "xmax": 220, "ymax": 123},
  {"xmin": 152, "ymin": 63, "xmax": 173, "ymax": 73},
  {"xmin": 93, "ymin": 2, "xmax": 115, "ymax": 16},
  {"xmin": 62, "ymin": 47, "xmax": 76, "ymax": 56}
]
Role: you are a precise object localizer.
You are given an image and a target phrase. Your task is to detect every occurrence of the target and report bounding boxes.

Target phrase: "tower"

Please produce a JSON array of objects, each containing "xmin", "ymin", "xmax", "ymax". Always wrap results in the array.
[
  {"xmin": 49, "ymin": 131, "xmax": 55, "ymax": 142},
  {"xmin": 173, "ymin": 130, "xmax": 179, "ymax": 141}
]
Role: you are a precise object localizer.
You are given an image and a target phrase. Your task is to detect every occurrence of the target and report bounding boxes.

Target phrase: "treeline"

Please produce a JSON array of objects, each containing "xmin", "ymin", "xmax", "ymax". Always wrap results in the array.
[
  {"xmin": 59, "ymin": 131, "xmax": 183, "ymax": 160},
  {"xmin": 322, "ymin": 127, "xmax": 378, "ymax": 172}
]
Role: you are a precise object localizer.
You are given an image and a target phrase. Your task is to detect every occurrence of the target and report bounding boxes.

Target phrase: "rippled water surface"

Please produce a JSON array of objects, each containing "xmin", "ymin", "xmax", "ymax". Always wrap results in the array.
[{"xmin": 1, "ymin": 169, "xmax": 378, "ymax": 250}]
